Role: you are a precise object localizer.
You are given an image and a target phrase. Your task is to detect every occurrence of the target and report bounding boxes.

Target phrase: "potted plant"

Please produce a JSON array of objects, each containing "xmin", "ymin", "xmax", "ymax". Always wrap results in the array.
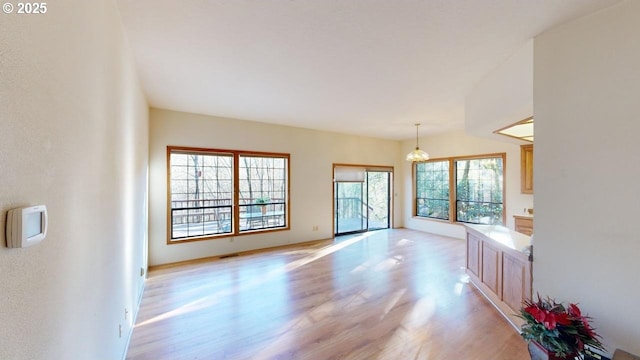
[
  {"xmin": 519, "ymin": 295, "xmax": 606, "ymax": 360},
  {"xmin": 255, "ymin": 196, "xmax": 270, "ymax": 214}
]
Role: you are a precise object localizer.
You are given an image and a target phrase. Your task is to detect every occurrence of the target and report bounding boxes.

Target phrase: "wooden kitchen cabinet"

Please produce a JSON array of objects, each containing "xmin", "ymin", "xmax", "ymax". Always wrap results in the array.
[
  {"xmin": 466, "ymin": 233, "xmax": 480, "ymax": 278},
  {"xmin": 502, "ymin": 251, "xmax": 532, "ymax": 312},
  {"xmin": 513, "ymin": 215, "xmax": 533, "ymax": 236},
  {"xmin": 521, "ymin": 144, "xmax": 533, "ymax": 194},
  {"xmin": 465, "ymin": 224, "xmax": 532, "ymax": 329},
  {"xmin": 481, "ymin": 241, "xmax": 501, "ymax": 295}
]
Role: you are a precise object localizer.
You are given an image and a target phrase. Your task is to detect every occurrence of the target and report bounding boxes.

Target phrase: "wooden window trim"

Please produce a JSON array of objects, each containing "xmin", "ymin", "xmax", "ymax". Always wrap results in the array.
[
  {"xmin": 413, "ymin": 153, "xmax": 507, "ymax": 226},
  {"xmin": 332, "ymin": 163, "xmax": 395, "ymax": 234},
  {"xmin": 166, "ymin": 146, "xmax": 291, "ymax": 244},
  {"xmin": 414, "ymin": 159, "xmax": 450, "ymax": 221}
]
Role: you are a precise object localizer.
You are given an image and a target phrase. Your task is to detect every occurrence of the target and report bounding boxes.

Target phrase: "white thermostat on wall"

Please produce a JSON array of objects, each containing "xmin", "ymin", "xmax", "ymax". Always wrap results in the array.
[{"xmin": 5, "ymin": 205, "xmax": 48, "ymax": 248}]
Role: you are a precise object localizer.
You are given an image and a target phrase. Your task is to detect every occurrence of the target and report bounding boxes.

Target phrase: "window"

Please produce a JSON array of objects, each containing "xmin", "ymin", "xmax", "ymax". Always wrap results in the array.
[
  {"xmin": 415, "ymin": 160, "xmax": 449, "ymax": 220},
  {"xmin": 238, "ymin": 155, "xmax": 287, "ymax": 232},
  {"xmin": 414, "ymin": 154, "xmax": 505, "ymax": 225},
  {"xmin": 168, "ymin": 147, "xmax": 289, "ymax": 242},
  {"xmin": 455, "ymin": 157, "xmax": 503, "ymax": 224},
  {"xmin": 169, "ymin": 151, "xmax": 233, "ymax": 239}
]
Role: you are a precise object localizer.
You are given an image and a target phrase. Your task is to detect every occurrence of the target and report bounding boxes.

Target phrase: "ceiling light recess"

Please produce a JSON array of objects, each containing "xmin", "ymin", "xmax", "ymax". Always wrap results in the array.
[{"xmin": 494, "ymin": 116, "xmax": 534, "ymax": 142}]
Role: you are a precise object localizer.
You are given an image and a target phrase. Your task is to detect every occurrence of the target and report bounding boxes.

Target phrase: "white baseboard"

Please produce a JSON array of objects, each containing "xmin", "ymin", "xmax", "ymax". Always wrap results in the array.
[{"xmin": 121, "ymin": 282, "xmax": 146, "ymax": 360}]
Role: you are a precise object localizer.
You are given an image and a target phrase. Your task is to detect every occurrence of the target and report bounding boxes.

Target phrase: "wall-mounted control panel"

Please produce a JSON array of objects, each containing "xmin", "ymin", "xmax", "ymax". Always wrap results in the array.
[{"xmin": 5, "ymin": 205, "xmax": 48, "ymax": 248}]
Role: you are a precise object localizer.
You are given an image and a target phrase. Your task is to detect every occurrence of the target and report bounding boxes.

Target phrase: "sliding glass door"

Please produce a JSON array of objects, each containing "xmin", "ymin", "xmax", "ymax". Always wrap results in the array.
[
  {"xmin": 334, "ymin": 167, "xmax": 391, "ymax": 236},
  {"xmin": 334, "ymin": 182, "xmax": 366, "ymax": 234},
  {"xmin": 366, "ymin": 171, "xmax": 390, "ymax": 231}
]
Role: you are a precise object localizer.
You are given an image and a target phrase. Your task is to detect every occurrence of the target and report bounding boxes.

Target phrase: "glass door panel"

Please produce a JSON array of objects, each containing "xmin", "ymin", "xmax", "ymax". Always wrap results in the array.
[
  {"xmin": 366, "ymin": 171, "xmax": 390, "ymax": 230},
  {"xmin": 334, "ymin": 182, "xmax": 366, "ymax": 235},
  {"xmin": 334, "ymin": 169, "xmax": 391, "ymax": 236}
]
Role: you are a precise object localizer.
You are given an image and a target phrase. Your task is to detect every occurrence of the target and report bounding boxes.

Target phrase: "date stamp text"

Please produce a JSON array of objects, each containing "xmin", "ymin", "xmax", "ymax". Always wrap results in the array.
[{"xmin": 3, "ymin": 2, "xmax": 47, "ymax": 14}]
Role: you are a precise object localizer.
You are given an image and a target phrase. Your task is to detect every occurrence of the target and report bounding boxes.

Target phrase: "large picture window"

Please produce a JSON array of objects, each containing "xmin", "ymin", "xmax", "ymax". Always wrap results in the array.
[
  {"xmin": 415, "ymin": 160, "xmax": 450, "ymax": 220},
  {"xmin": 455, "ymin": 157, "xmax": 503, "ymax": 224},
  {"xmin": 414, "ymin": 154, "xmax": 504, "ymax": 225},
  {"xmin": 238, "ymin": 155, "xmax": 287, "ymax": 232},
  {"xmin": 169, "ymin": 151, "xmax": 233, "ymax": 239},
  {"xmin": 168, "ymin": 147, "xmax": 289, "ymax": 242}
]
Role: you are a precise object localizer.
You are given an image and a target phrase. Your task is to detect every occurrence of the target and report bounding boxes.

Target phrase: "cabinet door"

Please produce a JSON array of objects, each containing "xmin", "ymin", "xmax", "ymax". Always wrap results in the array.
[
  {"xmin": 481, "ymin": 242, "xmax": 501, "ymax": 295},
  {"xmin": 502, "ymin": 252, "xmax": 532, "ymax": 311},
  {"xmin": 466, "ymin": 234, "xmax": 480, "ymax": 277},
  {"xmin": 521, "ymin": 144, "xmax": 533, "ymax": 194},
  {"xmin": 514, "ymin": 217, "xmax": 534, "ymax": 236}
]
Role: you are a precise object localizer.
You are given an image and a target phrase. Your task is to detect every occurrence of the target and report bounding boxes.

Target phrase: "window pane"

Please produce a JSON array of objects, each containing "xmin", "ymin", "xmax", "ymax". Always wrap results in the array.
[
  {"xmin": 415, "ymin": 160, "xmax": 450, "ymax": 220},
  {"xmin": 169, "ymin": 152, "xmax": 234, "ymax": 239},
  {"xmin": 169, "ymin": 148, "xmax": 290, "ymax": 241},
  {"xmin": 455, "ymin": 157, "xmax": 503, "ymax": 225},
  {"xmin": 238, "ymin": 155, "xmax": 288, "ymax": 232}
]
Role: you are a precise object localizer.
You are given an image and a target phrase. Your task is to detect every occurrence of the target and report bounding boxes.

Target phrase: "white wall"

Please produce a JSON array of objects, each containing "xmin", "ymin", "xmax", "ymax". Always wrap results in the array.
[
  {"xmin": 534, "ymin": 1, "xmax": 640, "ymax": 355},
  {"xmin": 0, "ymin": 1, "xmax": 148, "ymax": 359},
  {"xmin": 466, "ymin": 39, "xmax": 534, "ymax": 142},
  {"xmin": 402, "ymin": 131, "xmax": 533, "ymax": 239},
  {"xmin": 149, "ymin": 108, "xmax": 402, "ymax": 266}
]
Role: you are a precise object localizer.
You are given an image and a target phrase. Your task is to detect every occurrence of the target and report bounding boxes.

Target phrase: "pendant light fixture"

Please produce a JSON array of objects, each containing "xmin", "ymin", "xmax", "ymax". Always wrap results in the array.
[{"xmin": 406, "ymin": 123, "xmax": 429, "ymax": 162}]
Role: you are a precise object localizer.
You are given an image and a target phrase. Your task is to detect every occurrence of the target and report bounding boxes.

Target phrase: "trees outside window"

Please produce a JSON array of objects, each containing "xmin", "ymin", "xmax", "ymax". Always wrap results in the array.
[
  {"xmin": 415, "ymin": 160, "xmax": 449, "ymax": 220},
  {"xmin": 168, "ymin": 147, "xmax": 289, "ymax": 242},
  {"xmin": 455, "ymin": 157, "xmax": 503, "ymax": 225},
  {"xmin": 414, "ymin": 154, "xmax": 504, "ymax": 225},
  {"xmin": 238, "ymin": 155, "xmax": 287, "ymax": 231}
]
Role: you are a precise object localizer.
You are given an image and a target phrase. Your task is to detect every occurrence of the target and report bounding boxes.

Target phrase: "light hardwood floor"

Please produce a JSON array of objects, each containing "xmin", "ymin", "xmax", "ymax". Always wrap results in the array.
[{"xmin": 126, "ymin": 229, "xmax": 529, "ymax": 359}]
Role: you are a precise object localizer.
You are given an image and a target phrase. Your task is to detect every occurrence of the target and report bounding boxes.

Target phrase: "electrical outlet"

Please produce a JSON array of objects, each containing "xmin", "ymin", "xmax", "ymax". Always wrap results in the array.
[
  {"xmin": 118, "ymin": 324, "xmax": 122, "ymax": 338},
  {"xmin": 124, "ymin": 308, "xmax": 129, "ymax": 321},
  {"xmin": 312, "ymin": 225, "xmax": 318, "ymax": 231}
]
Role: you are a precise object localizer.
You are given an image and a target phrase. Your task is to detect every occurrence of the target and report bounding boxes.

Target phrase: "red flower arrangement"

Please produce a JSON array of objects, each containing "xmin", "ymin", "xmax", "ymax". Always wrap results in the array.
[{"xmin": 519, "ymin": 295, "xmax": 606, "ymax": 358}]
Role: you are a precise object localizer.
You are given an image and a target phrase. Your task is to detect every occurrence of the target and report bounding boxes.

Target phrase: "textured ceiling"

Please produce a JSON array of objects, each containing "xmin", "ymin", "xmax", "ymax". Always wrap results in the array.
[{"xmin": 117, "ymin": 0, "xmax": 620, "ymax": 140}]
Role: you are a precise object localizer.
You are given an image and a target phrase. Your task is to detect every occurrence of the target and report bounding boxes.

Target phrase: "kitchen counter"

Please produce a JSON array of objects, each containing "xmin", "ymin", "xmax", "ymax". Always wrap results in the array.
[
  {"xmin": 464, "ymin": 224, "xmax": 531, "ymax": 254},
  {"xmin": 464, "ymin": 224, "xmax": 532, "ymax": 330}
]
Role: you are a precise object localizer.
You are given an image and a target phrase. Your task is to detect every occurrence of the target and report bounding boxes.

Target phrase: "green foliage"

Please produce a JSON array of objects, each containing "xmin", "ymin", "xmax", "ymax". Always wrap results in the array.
[
  {"xmin": 255, "ymin": 196, "xmax": 270, "ymax": 205},
  {"xmin": 519, "ymin": 296, "xmax": 606, "ymax": 358}
]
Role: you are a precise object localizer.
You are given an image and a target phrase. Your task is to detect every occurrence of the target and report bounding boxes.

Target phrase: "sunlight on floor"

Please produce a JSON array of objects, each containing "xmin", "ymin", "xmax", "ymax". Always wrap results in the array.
[
  {"xmin": 127, "ymin": 229, "xmax": 531, "ymax": 359},
  {"xmin": 380, "ymin": 289, "xmax": 407, "ymax": 321},
  {"xmin": 455, "ymin": 272, "xmax": 470, "ymax": 296},
  {"xmin": 136, "ymin": 232, "xmax": 374, "ymax": 328},
  {"xmin": 350, "ymin": 259, "xmax": 373, "ymax": 274},
  {"xmin": 377, "ymin": 263, "xmax": 467, "ymax": 358},
  {"xmin": 374, "ymin": 256, "xmax": 403, "ymax": 272},
  {"xmin": 377, "ymin": 300, "xmax": 435, "ymax": 360},
  {"xmin": 404, "ymin": 297, "xmax": 436, "ymax": 328},
  {"xmin": 283, "ymin": 232, "xmax": 373, "ymax": 272},
  {"xmin": 251, "ymin": 289, "xmax": 373, "ymax": 359}
]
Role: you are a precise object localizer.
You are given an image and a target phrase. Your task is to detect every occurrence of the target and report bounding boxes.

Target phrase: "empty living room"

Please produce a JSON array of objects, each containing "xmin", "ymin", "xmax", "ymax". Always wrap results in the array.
[{"xmin": 1, "ymin": 1, "xmax": 639, "ymax": 360}]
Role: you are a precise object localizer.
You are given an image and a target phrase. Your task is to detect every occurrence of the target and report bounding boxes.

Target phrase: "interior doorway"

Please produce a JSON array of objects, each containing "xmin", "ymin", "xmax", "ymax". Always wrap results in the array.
[{"xmin": 333, "ymin": 166, "xmax": 392, "ymax": 236}]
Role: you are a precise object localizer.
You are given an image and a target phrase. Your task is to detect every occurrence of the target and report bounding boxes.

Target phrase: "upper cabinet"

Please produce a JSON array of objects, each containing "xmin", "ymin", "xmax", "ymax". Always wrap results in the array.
[{"xmin": 521, "ymin": 144, "xmax": 533, "ymax": 194}]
